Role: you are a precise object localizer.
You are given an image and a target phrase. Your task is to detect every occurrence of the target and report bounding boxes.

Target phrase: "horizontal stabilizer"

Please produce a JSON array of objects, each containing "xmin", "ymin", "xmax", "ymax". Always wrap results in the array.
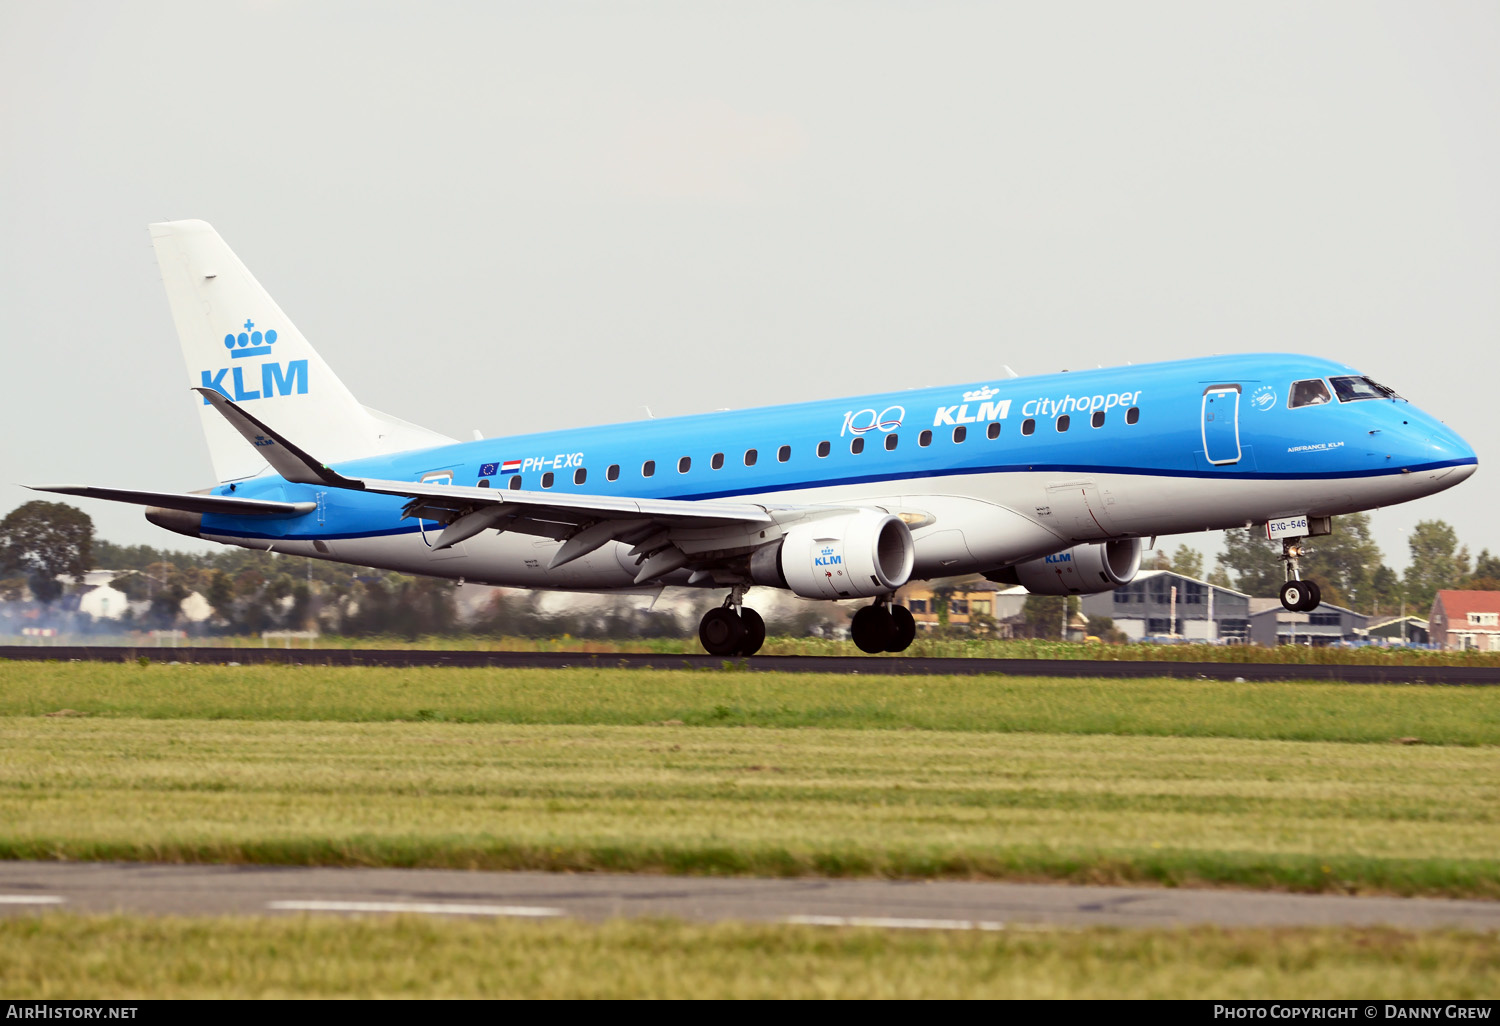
[{"xmin": 28, "ymin": 484, "xmax": 315, "ymax": 518}]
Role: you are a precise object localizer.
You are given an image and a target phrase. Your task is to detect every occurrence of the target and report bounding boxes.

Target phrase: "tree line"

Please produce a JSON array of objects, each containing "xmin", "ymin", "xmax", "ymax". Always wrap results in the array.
[{"xmin": 0, "ymin": 500, "xmax": 457, "ymax": 637}]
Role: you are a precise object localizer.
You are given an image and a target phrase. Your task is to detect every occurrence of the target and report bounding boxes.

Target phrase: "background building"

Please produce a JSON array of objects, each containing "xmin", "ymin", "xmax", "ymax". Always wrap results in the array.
[
  {"xmin": 1429, "ymin": 591, "xmax": 1500, "ymax": 651},
  {"xmin": 1366, "ymin": 615, "xmax": 1431, "ymax": 646},
  {"xmin": 895, "ymin": 581, "xmax": 1019, "ymax": 633},
  {"xmin": 1248, "ymin": 598, "xmax": 1368, "ymax": 646},
  {"xmin": 1080, "ymin": 571, "xmax": 1251, "ymax": 642}
]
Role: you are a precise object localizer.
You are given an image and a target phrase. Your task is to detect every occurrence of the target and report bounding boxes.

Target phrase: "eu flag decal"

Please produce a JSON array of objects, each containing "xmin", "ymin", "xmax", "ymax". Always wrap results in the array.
[{"xmin": 479, "ymin": 463, "xmax": 499, "ymax": 477}]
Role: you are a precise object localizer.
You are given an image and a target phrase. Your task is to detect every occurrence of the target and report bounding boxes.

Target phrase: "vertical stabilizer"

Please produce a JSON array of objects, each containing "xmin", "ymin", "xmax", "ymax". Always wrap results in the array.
[{"xmin": 149, "ymin": 220, "xmax": 452, "ymax": 482}]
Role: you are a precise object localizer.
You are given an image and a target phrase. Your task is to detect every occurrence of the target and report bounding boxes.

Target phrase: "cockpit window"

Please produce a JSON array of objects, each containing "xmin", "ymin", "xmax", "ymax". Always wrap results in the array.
[
  {"xmin": 1288, "ymin": 379, "xmax": 1332, "ymax": 408},
  {"xmin": 1330, "ymin": 375, "xmax": 1403, "ymax": 403}
]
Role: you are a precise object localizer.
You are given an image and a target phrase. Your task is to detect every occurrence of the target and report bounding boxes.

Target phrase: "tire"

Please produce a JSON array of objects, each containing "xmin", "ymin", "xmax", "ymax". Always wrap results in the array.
[
  {"xmin": 1300, "ymin": 580, "xmax": 1322, "ymax": 612},
  {"xmin": 738, "ymin": 607, "xmax": 766, "ymax": 657},
  {"xmin": 699, "ymin": 607, "xmax": 746, "ymax": 656},
  {"xmin": 851, "ymin": 605, "xmax": 895, "ymax": 654},
  {"xmin": 886, "ymin": 605, "xmax": 917, "ymax": 653},
  {"xmin": 1279, "ymin": 581, "xmax": 1305, "ymax": 612}
]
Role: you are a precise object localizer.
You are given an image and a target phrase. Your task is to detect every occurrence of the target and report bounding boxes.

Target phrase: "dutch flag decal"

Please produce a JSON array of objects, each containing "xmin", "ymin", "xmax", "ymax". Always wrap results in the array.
[{"xmin": 500, "ymin": 459, "xmax": 522, "ymax": 474}]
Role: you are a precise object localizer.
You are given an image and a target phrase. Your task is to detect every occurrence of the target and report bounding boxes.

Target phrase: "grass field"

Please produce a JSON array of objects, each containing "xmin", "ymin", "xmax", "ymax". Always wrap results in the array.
[
  {"xmin": 25, "ymin": 632, "xmax": 1500, "ymax": 665},
  {"xmin": 2, "ymin": 718, "xmax": 1497, "ymax": 894},
  {"xmin": 2, "ymin": 660, "xmax": 1497, "ymax": 998},
  {"xmin": 1, "ymin": 663, "xmax": 1497, "ymax": 896},
  {"xmin": 4, "ymin": 661, "xmax": 1499, "ymax": 744},
  {"xmin": 2, "ymin": 916, "xmax": 1495, "ymax": 999}
]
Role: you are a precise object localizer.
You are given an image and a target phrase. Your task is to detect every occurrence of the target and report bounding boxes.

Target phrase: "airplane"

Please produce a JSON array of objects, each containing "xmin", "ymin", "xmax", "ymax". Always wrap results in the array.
[{"xmin": 32, "ymin": 220, "xmax": 1479, "ymax": 655}]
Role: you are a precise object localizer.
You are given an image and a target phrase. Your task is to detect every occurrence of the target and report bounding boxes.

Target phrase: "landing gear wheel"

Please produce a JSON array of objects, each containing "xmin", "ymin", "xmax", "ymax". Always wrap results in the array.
[
  {"xmin": 1279, "ymin": 581, "xmax": 1305, "ymax": 612},
  {"xmin": 738, "ymin": 607, "xmax": 766, "ymax": 657},
  {"xmin": 699, "ymin": 607, "xmax": 746, "ymax": 656},
  {"xmin": 1300, "ymin": 580, "xmax": 1322, "ymax": 612},
  {"xmin": 851, "ymin": 605, "xmax": 895, "ymax": 654},
  {"xmin": 886, "ymin": 605, "xmax": 916, "ymax": 653}
]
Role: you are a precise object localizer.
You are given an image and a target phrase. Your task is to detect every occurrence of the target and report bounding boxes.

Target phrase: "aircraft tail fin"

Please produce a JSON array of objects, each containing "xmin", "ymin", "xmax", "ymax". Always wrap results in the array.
[{"xmin": 149, "ymin": 220, "xmax": 454, "ymax": 483}]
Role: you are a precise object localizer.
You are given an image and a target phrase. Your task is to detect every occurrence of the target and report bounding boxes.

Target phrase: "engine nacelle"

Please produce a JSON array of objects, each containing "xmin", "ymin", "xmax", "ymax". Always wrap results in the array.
[
  {"xmin": 751, "ymin": 510, "xmax": 915, "ymax": 600},
  {"xmin": 990, "ymin": 538, "xmax": 1143, "ymax": 595}
]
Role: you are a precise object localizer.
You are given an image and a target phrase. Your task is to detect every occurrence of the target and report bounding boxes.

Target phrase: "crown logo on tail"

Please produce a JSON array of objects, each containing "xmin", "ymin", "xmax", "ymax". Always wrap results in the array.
[{"xmin": 224, "ymin": 318, "xmax": 277, "ymax": 359}]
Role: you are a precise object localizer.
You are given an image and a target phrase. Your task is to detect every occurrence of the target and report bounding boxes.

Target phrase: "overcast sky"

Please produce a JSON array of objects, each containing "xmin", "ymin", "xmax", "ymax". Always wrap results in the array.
[{"xmin": 2, "ymin": 1, "xmax": 1495, "ymax": 572}]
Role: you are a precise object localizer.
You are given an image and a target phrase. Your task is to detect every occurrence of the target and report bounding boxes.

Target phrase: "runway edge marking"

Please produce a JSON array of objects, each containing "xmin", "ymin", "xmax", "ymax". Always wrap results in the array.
[{"xmin": 266, "ymin": 899, "xmax": 564, "ymax": 917}]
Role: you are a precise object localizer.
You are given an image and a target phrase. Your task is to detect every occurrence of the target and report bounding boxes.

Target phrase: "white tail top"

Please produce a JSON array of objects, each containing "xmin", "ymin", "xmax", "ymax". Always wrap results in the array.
[{"xmin": 150, "ymin": 219, "xmax": 452, "ymax": 483}]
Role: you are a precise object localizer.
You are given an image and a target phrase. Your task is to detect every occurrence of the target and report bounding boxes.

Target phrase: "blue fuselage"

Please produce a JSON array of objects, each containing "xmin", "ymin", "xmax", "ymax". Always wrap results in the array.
[{"xmin": 199, "ymin": 353, "xmax": 1477, "ymax": 585}]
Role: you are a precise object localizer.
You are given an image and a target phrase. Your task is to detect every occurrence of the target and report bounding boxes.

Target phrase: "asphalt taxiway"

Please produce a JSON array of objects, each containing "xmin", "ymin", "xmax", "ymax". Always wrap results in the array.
[{"xmin": 1, "ymin": 863, "xmax": 1496, "ymax": 931}]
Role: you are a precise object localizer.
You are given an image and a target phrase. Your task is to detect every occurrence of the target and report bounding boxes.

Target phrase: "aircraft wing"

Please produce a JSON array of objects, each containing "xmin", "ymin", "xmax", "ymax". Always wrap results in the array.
[
  {"xmin": 358, "ymin": 475, "xmax": 775, "ymax": 527},
  {"xmin": 359, "ymin": 475, "xmax": 797, "ymax": 578},
  {"xmin": 28, "ymin": 484, "xmax": 316, "ymax": 518}
]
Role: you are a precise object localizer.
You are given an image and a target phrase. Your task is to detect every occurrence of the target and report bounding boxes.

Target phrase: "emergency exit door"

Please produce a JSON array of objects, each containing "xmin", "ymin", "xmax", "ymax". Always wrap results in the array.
[{"xmin": 1202, "ymin": 386, "xmax": 1242, "ymax": 465}]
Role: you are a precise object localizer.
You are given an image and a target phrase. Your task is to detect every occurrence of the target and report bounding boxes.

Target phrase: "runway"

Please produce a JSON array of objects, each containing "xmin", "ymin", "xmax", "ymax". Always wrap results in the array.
[
  {"xmin": 2, "ymin": 646, "xmax": 1496, "ymax": 684},
  {"xmin": 1, "ymin": 863, "xmax": 1496, "ymax": 931}
]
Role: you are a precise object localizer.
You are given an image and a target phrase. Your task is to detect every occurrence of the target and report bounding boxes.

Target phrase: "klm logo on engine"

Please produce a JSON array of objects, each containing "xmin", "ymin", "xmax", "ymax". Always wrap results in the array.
[
  {"xmin": 1045, "ymin": 552, "xmax": 1073, "ymax": 564},
  {"xmin": 814, "ymin": 545, "xmax": 842, "ymax": 568},
  {"xmin": 200, "ymin": 319, "xmax": 308, "ymax": 404}
]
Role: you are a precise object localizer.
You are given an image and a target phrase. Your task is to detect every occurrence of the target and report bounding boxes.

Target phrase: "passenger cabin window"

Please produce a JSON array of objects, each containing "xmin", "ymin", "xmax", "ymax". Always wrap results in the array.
[
  {"xmin": 778, "ymin": 445, "xmax": 791, "ymax": 462},
  {"xmin": 508, "ymin": 475, "xmax": 521, "ymax": 490},
  {"xmin": 1021, "ymin": 419, "xmax": 1035, "ymax": 435},
  {"xmin": 816, "ymin": 441, "xmax": 830, "ymax": 458},
  {"xmin": 986, "ymin": 422, "xmax": 1000, "ymax": 440},
  {"xmin": 850, "ymin": 436, "xmax": 865, "ymax": 455},
  {"xmin": 919, "ymin": 430, "xmax": 932, "ymax": 447},
  {"xmin": 1331, "ymin": 375, "xmax": 1401, "ymax": 403},
  {"xmin": 1091, "ymin": 411, "xmax": 1105, "ymax": 429},
  {"xmin": 642, "ymin": 460, "xmax": 655, "ymax": 478},
  {"xmin": 574, "ymin": 468, "xmax": 586, "ymax": 485},
  {"xmin": 711, "ymin": 452, "xmax": 724, "ymax": 470},
  {"xmin": 607, "ymin": 464, "xmax": 620, "ymax": 482},
  {"xmin": 952, "ymin": 426, "xmax": 966, "ymax": 443},
  {"xmin": 1056, "ymin": 415, "xmax": 1070, "ymax": 432},
  {"xmin": 1125, "ymin": 407, "xmax": 1139, "ymax": 425},
  {"xmin": 745, "ymin": 449, "xmax": 758, "ymax": 466},
  {"xmin": 884, "ymin": 433, "xmax": 898, "ymax": 451},
  {"xmin": 477, "ymin": 478, "xmax": 491, "ymax": 488},
  {"xmin": 541, "ymin": 472, "xmax": 554, "ymax": 488},
  {"xmin": 1289, "ymin": 379, "xmax": 1332, "ymax": 408},
  {"xmin": 678, "ymin": 456, "xmax": 691, "ymax": 473}
]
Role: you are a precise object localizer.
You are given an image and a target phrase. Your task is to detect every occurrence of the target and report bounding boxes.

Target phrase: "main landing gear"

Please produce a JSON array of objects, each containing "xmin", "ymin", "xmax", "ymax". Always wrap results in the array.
[
  {"xmin": 698, "ymin": 586, "xmax": 766, "ymax": 657},
  {"xmin": 850, "ymin": 598, "xmax": 917, "ymax": 654},
  {"xmin": 1278, "ymin": 538, "xmax": 1322, "ymax": 612}
]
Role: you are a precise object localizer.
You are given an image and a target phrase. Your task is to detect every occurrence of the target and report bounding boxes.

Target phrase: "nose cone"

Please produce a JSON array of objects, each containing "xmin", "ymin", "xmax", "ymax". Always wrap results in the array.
[
  {"xmin": 1425, "ymin": 421, "xmax": 1479, "ymax": 473},
  {"xmin": 1398, "ymin": 418, "xmax": 1478, "ymax": 497}
]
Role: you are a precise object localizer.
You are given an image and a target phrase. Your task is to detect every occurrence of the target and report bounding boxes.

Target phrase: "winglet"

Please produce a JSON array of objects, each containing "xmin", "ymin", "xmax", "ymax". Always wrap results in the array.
[{"xmin": 193, "ymin": 387, "xmax": 364, "ymax": 490}]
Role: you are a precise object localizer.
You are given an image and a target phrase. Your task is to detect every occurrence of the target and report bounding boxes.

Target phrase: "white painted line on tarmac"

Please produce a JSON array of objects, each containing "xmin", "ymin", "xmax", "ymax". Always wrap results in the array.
[
  {"xmin": 268, "ymin": 900, "xmax": 565, "ymax": 917},
  {"xmin": 785, "ymin": 915, "xmax": 1006, "ymax": 931},
  {"xmin": 0, "ymin": 895, "xmax": 65, "ymax": 905}
]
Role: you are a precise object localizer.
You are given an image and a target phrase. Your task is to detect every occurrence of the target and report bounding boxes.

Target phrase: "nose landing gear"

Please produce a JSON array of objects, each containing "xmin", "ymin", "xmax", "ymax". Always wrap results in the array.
[
  {"xmin": 1278, "ymin": 538, "xmax": 1322, "ymax": 612},
  {"xmin": 850, "ymin": 598, "xmax": 917, "ymax": 654},
  {"xmin": 698, "ymin": 586, "xmax": 766, "ymax": 657}
]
